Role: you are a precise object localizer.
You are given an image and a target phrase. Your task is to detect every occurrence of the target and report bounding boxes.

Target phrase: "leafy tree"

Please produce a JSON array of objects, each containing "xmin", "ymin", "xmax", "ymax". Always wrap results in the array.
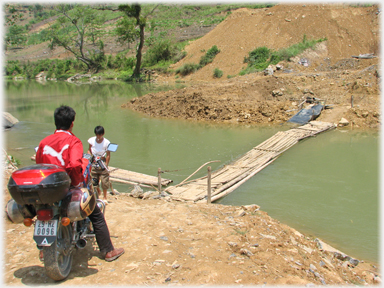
[
  {"xmin": 6, "ymin": 25, "xmax": 27, "ymax": 46},
  {"xmin": 48, "ymin": 4, "xmax": 105, "ymax": 73},
  {"xmin": 118, "ymin": 4, "xmax": 158, "ymax": 80},
  {"xmin": 114, "ymin": 17, "xmax": 137, "ymax": 49}
]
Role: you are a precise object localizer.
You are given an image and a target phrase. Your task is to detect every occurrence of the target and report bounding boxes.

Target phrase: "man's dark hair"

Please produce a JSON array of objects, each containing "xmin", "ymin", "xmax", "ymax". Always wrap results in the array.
[
  {"xmin": 54, "ymin": 105, "xmax": 76, "ymax": 130},
  {"xmin": 94, "ymin": 126, "xmax": 105, "ymax": 135}
]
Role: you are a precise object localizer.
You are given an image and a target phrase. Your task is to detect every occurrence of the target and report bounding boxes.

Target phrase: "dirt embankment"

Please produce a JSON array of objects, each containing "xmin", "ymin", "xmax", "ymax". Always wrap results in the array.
[
  {"xmin": 2, "ymin": 171, "xmax": 381, "ymax": 286},
  {"xmin": 125, "ymin": 60, "xmax": 380, "ymax": 128},
  {"xmin": 125, "ymin": 4, "xmax": 380, "ymax": 129}
]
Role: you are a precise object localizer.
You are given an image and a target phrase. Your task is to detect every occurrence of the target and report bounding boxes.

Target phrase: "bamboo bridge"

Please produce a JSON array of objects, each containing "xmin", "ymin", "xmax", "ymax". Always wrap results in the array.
[{"xmin": 164, "ymin": 121, "xmax": 336, "ymax": 203}]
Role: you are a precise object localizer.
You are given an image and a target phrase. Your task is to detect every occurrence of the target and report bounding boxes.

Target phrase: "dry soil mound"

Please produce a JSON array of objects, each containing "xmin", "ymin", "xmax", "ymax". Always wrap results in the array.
[{"xmin": 171, "ymin": 4, "xmax": 380, "ymax": 82}]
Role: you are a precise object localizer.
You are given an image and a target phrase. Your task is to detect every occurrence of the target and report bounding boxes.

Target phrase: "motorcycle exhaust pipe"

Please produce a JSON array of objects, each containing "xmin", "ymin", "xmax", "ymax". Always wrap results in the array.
[{"xmin": 76, "ymin": 239, "xmax": 87, "ymax": 249}]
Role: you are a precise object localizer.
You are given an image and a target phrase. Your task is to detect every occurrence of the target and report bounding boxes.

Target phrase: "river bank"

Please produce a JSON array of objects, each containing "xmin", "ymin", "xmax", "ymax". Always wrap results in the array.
[
  {"xmin": 2, "ymin": 162, "xmax": 381, "ymax": 286},
  {"xmin": 3, "ymin": 3, "xmax": 380, "ymax": 285}
]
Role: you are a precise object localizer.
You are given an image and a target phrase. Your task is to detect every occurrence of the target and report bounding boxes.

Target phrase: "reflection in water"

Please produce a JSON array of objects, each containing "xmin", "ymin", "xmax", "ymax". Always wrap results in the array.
[{"xmin": 4, "ymin": 80, "xmax": 379, "ymax": 264}]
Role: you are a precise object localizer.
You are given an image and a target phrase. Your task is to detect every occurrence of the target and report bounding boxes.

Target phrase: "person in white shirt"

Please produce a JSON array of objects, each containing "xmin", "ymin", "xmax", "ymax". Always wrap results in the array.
[{"xmin": 87, "ymin": 126, "xmax": 111, "ymax": 202}]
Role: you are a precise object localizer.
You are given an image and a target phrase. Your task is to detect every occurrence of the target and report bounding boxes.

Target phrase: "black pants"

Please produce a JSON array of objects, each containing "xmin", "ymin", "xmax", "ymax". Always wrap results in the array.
[{"xmin": 88, "ymin": 204, "xmax": 114, "ymax": 254}]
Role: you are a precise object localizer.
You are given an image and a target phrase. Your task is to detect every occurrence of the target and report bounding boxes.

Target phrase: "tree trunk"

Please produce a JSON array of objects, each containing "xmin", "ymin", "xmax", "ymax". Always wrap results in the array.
[{"xmin": 132, "ymin": 23, "xmax": 145, "ymax": 79}]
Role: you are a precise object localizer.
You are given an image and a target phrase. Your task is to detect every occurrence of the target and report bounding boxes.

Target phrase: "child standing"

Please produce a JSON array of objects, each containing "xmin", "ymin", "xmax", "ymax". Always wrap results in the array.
[{"xmin": 88, "ymin": 126, "xmax": 111, "ymax": 203}]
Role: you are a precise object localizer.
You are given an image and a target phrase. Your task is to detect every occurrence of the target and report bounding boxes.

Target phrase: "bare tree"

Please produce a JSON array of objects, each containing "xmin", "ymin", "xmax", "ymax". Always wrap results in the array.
[{"xmin": 48, "ymin": 4, "xmax": 105, "ymax": 73}]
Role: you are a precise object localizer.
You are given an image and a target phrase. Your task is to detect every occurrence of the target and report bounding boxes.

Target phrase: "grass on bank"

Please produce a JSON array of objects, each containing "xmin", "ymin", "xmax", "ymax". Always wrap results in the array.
[
  {"xmin": 175, "ymin": 45, "xmax": 220, "ymax": 76},
  {"xmin": 240, "ymin": 35, "xmax": 327, "ymax": 75}
]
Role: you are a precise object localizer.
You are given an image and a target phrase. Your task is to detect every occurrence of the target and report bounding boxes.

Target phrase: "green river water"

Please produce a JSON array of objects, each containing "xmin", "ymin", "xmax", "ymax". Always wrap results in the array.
[{"xmin": 3, "ymin": 80, "xmax": 380, "ymax": 264}]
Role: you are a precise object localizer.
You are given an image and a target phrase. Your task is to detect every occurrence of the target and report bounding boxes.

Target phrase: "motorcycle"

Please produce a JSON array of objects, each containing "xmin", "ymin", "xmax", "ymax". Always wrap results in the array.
[{"xmin": 4, "ymin": 145, "xmax": 117, "ymax": 281}]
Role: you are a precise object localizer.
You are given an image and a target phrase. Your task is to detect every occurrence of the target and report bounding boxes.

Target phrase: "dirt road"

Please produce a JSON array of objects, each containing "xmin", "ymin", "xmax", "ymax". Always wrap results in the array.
[{"xmin": 3, "ymin": 185, "xmax": 381, "ymax": 286}]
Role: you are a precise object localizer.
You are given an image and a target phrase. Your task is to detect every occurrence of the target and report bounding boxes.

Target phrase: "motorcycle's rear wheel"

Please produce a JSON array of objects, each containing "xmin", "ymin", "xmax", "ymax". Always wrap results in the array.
[{"xmin": 43, "ymin": 223, "xmax": 73, "ymax": 281}]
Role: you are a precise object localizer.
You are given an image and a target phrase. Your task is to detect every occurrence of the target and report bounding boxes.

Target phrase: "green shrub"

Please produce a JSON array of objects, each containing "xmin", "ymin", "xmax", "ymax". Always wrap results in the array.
[
  {"xmin": 270, "ymin": 35, "xmax": 327, "ymax": 63},
  {"xmin": 175, "ymin": 63, "xmax": 199, "ymax": 76},
  {"xmin": 143, "ymin": 39, "xmax": 178, "ymax": 66},
  {"xmin": 213, "ymin": 68, "xmax": 223, "ymax": 78},
  {"xmin": 244, "ymin": 46, "xmax": 270, "ymax": 64},
  {"xmin": 199, "ymin": 45, "xmax": 220, "ymax": 67},
  {"xmin": 116, "ymin": 70, "xmax": 134, "ymax": 81},
  {"xmin": 242, "ymin": 35, "xmax": 327, "ymax": 74},
  {"xmin": 6, "ymin": 61, "xmax": 23, "ymax": 75}
]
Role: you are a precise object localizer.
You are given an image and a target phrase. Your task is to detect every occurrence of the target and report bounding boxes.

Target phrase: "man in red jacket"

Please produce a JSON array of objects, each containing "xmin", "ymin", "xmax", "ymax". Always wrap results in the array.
[{"xmin": 36, "ymin": 105, "xmax": 124, "ymax": 262}]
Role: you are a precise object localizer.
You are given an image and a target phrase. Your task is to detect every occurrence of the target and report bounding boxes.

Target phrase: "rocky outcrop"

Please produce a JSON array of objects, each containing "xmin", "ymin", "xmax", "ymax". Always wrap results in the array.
[{"xmin": 3, "ymin": 112, "xmax": 19, "ymax": 129}]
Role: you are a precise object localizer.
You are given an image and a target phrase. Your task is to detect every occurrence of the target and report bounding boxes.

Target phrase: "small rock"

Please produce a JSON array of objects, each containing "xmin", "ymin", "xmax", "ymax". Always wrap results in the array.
[
  {"xmin": 130, "ymin": 185, "xmax": 144, "ymax": 197},
  {"xmin": 272, "ymin": 89, "xmax": 283, "ymax": 97},
  {"xmin": 290, "ymin": 235, "xmax": 298, "ymax": 245},
  {"xmin": 320, "ymin": 258, "xmax": 334, "ymax": 269},
  {"xmin": 160, "ymin": 236, "xmax": 168, "ymax": 241},
  {"xmin": 3, "ymin": 112, "xmax": 19, "ymax": 129},
  {"xmin": 334, "ymin": 252, "xmax": 349, "ymax": 261},
  {"xmin": 259, "ymin": 233, "xmax": 276, "ymax": 240},
  {"xmin": 228, "ymin": 242, "xmax": 238, "ymax": 247},
  {"xmin": 373, "ymin": 275, "xmax": 382, "ymax": 284},
  {"xmin": 309, "ymin": 264, "xmax": 317, "ymax": 271},
  {"xmin": 302, "ymin": 245, "xmax": 313, "ymax": 254},
  {"xmin": 237, "ymin": 210, "xmax": 246, "ymax": 217},
  {"xmin": 338, "ymin": 118, "xmax": 349, "ymax": 127},
  {"xmin": 241, "ymin": 204, "xmax": 260, "ymax": 212},
  {"xmin": 264, "ymin": 67, "xmax": 274, "ymax": 76},
  {"xmin": 349, "ymin": 258, "xmax": 360, "ymax": 266},
  {"xmin": 154, "ymin": 259, "xmax": 165, "ymax": 265},
  {"xmin": 229, "ymin": 253, "xmax": 236, "ymax": 259},
  {"xmin": 240, "ymin": 248, "xmax": 253, "ymax": 256}
]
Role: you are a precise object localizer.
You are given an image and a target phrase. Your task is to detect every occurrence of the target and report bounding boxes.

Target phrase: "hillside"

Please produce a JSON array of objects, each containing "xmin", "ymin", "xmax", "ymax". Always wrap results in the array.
[
  {"xmin": 127, "ymin": 4, "xmax": 380, "ymax": 129},
  {"xmin": 170, "ymin": 4, "xmax": 380, "ymax": 81}
]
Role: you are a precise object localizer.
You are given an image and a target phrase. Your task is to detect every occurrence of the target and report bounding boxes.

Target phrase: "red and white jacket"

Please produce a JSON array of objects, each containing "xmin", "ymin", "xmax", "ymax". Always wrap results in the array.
[{"xmin": 35, "ymin": 130, "xmax": 85, "ymax": 187}]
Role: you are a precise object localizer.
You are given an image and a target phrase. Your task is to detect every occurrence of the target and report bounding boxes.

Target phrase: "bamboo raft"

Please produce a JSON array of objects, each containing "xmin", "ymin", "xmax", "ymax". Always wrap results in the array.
[
  {"xmin": 108, "ymin": 167, "xmax": 173, "ymax": 187},
  {"xmin": 165, "ymin": 121, "xmax": 336, "ymax": 203}
]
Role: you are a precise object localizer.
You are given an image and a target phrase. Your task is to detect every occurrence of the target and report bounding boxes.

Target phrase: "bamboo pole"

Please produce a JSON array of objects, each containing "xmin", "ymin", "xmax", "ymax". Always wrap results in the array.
[
  {"xmin": 166, "ymin": 160, "xmax": 220, "ymax": 191},
  {"xmin": 207, "ymin": 158, "xmax": 279, "ymax": 203},
  {"xmin": 207, "ymin": 166, "xmax": 212, "ymax": 204},
  {"xmin": 158, "ymin": 168, "xmax": 162, "ymax": 195}
]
